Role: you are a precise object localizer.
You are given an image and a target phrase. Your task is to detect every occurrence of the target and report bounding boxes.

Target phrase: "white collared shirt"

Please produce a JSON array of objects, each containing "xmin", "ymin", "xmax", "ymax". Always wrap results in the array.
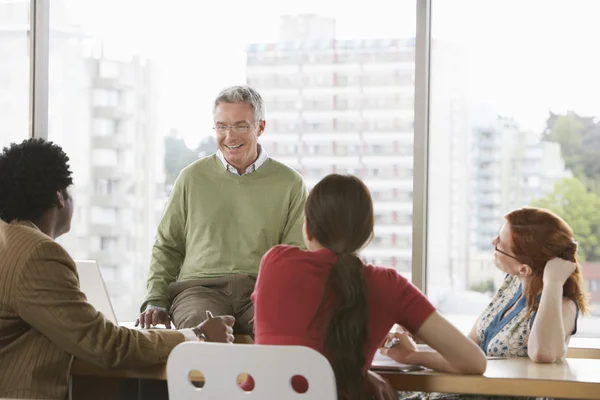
[{"xmin": 216, "ymin": 143, "xmax": 270, "ymax": 176}]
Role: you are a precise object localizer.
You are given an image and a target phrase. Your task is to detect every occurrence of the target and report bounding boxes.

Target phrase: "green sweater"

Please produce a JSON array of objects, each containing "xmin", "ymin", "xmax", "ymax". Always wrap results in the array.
[{"xmin": 142, "ymin": 155, "xmax": 307, "ymax": 310}]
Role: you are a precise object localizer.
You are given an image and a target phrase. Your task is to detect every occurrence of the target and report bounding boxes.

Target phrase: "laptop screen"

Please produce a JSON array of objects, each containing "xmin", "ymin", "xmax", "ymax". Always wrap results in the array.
[{"xmin": 75, "ymin": 260, "xmax": 118, "ymax": 325}]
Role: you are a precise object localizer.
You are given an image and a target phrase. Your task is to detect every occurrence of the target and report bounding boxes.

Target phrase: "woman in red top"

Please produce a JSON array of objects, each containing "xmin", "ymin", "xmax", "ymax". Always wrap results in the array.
[{"xmin": 251, "ymin": 174, "xmax": 487, "ymax": 399}]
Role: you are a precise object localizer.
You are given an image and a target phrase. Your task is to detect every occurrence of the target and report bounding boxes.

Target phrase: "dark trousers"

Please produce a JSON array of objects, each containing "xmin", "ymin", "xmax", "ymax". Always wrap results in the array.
[{"xmin": 168, "ymin": 274, "xmax": 256, "ymax": 335}]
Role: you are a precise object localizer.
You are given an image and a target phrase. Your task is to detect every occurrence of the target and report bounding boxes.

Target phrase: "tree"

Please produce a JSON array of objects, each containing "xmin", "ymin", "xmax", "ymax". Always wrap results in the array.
[
  {"xmin": 164, "ymin": 135, "xmax": 219, "ymax": 186},
  {"xmin": 469, "ymin": 279, "xmax": 496, "ymax": 294},
  {"xmin": 164, "ymin": 136, "xmax": 198, "ymax": 185},
  {"xmin": 542, "ymin": 112, "xmax": 600, "ymax": 194},
  {"xmin": 580, "ymin": 123, "xmax": 600, "ymax": 194},
  {"xmin": 196, "ymin": 136, "xmax": 218, "ymax": 158},
  {"xmin": 531, "ymin": 177, "xmax": 600, "ymax": 262}
]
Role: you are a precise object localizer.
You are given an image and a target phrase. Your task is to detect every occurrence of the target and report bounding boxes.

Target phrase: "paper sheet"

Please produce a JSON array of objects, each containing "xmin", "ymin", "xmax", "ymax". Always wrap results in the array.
[{"xmin": 371, "ymin": 352, "xmax": 426, "ymax": 372}]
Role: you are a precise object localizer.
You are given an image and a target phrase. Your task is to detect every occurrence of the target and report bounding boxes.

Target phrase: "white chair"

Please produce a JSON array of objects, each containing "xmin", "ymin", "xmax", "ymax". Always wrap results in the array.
[{"xmin": 166, "ymin": 342, "xmax": 337, "ymax": 399}]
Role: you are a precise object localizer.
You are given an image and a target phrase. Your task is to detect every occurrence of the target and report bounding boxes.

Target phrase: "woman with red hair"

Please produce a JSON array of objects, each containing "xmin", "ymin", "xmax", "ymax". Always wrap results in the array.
[
  {"xmin": 389, "ymin": 207, "xmax": 589, "ymax": 399},
  {"xmin": 479, "ymin": 207, "xmax": 588, "ymax": 362}
]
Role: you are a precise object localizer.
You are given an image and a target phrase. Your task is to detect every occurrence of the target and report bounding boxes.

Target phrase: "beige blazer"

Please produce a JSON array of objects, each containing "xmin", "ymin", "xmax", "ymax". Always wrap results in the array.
[{"xmin": 0, "ymin": 220, "xmax": 184, "ymax": 399}]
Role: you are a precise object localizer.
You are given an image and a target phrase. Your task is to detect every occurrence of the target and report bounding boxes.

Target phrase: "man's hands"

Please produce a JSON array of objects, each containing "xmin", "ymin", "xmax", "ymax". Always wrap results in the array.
[
  {"xmin": 198, "ymin": 315, "xmax": 235, "ymax": 343},
  {"xmin": 136, "ymin": 307, "xmax": 235, "ymax": 343},
  {"xmin": 136, "ymin": 307, "xmax": 171, "ymax": 329}
]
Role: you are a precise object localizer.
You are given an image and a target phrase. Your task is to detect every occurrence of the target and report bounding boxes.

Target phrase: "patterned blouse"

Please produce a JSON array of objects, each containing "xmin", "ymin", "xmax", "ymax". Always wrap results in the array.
[{"xmin": 476, "ymin": 275, "xmax": 578, "ymax": 357}]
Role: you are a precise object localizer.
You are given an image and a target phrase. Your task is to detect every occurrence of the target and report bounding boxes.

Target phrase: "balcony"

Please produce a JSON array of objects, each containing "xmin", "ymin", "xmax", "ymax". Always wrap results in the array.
[
  {"xmin": 476, "ymin": 168, "xmax": 499, "ymax": 179},
  {"xmin": 361, "ymin": 75, "xmax": 413, "ymax": 87},
  {"xmin": 87, "ymin": 251, "xmax": 125, "ymax": 267},
  {"xmin": 362, "ymin": 98, "xmax": 413, "ymax": 110},
  {"xmin": 88, "ymin": 223, "xmax": 122, "ymax": 237},
  {"xmin": 477, "ymin": 208, "xmax": 501, "ymax": 220},
  {"xmin": 477, "ymin": 223, "xmax": 499, "ymax": 237},
  {"xmin": 302, "ymin": 122, "xmax": 335, "ymax": 133},
  {"xmin": 477, "ymin": 181, "xmax": 501, "ymax": 193},
  {"xmin": 91, "ymin": 134, "xmax": 131, "ymax": 150},
  {"xmin": 362, "ymin": 247, "xmax": 412, "ymax": 259},
  {"xmin": 373, "ymin": 201, "xmax": 413, "ymax": 212},
  {"xmin": 302, "ymin": 101, "xmax": 334, "ymax": 111},
  {"xmin": 478, "ymin": 139, "xmax": 500, "ymax": 150},
  {"xmin": 93, "ymin": 106, "xmax": 131, "ymax": 120},
  {"xmin": 264, "ymin": 100, "xmax": 299, "ymax": 112},
  {"xmin": 92, "ymin": 165, "xmax": 130, "ymax": 180},
  {"xmin": 374, "ymin": 225, "xmax": 413, "ymax": 236},
  {"xmin": 477, "ymin": 194, "xmax": 501, "ymax": 206},
  {"xmin": 475, "ymin": 236, "xmax": 496, "ymax": 251},
  {"xmin": 93, "ymin": 77, "xmax": 132, "ymax": 91},
  {"xmin": 89, "ymin": 194, "xmax": 128, "ymax": 208}
]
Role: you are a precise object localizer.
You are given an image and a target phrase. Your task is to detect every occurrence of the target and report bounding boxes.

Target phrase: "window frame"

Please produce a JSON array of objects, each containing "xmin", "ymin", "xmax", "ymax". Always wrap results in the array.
[
  {"xmin": 28, "ymin": 0, "xmax": 433, "ymax": 294},
  {"xmin": 29, "ymin": 0, "xmax": 49, "ymax": 139},
  {"xmin": 28, "ymin": 0, "xmax": 600, "ymax": 339}
]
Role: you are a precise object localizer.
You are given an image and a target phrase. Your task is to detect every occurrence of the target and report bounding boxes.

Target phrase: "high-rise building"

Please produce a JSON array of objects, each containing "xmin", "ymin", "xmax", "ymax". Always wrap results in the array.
[
  {"xmin": 246, "ymin": 15, "xmax": 470, "ymax": 284},
  {"xmin": 58, "ymin": 56, "xmax": 163, "ymax": 320},
  {"xmin": 471, "ymin": 115, "xmax": 570, "ymax": 252},
  {"xmin": 466, "ymin": 114, "xmax": 570, "ymax": 288}
]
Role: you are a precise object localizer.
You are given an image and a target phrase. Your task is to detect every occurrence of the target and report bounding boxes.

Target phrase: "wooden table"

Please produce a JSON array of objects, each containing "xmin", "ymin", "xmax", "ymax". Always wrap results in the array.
[
  {"xmin": 71, "ymin": 356, "xmax": 600, "ymax": 400},
  {"xmin": 568, "ymin": 337, "xmax": 600, "ymax": 359},
  {"xmin": 374, "ymin": 358, "xmax": 600, "ymax": 399}
]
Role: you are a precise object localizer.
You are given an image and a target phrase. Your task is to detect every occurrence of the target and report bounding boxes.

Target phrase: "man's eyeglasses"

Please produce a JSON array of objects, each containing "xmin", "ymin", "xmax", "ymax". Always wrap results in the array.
[
  {"xmin": 213, "ymin": 123, "xmax": 255, "ymax": 135},
  {"xmin": 494, "ymin": 244, "xmax": 521, "ymax": 262}
]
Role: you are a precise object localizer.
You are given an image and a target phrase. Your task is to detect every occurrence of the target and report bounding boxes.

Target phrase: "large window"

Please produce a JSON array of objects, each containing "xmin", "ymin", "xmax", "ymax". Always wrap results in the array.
[
  {"xmin": 48, "ymin": 0, "xmax": 417, "ymax": 321},
  {"xmin": 427, "ymin": 0, "xmax": 600, "ymax": 337},
  {"xmin": 17, "ymin": 0, "xmax": 596, "ymax": 339},
  {"xmin": 0, "ymin": 0, "xmax": 30, "ymax": 147}
]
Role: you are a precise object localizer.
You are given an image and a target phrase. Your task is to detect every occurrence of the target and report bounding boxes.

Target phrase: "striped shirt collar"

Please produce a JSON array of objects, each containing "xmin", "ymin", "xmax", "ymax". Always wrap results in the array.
[{"xmin": 216, "ymin": 143, "xmax": 269, "ymax": 176}]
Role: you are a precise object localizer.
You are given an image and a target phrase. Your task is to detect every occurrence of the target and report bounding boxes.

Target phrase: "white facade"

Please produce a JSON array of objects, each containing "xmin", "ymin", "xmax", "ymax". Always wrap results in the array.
[
  {"xmin": 60, "ymin": 56, "xmax": 163, "ymax": 320},
  {"xmin": 246, "ymin": 15, "xmax": 470, "ymax": 282}
]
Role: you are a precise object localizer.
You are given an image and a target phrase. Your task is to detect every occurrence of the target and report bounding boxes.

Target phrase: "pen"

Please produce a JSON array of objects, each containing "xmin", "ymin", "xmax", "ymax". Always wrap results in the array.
[
  {"xmin": 206, "ymin": 310, "xmax": 214, "ymax": 319},
  {"xmin": 384, "ymin": 337, "xmax": 400, "ymax": 349}
]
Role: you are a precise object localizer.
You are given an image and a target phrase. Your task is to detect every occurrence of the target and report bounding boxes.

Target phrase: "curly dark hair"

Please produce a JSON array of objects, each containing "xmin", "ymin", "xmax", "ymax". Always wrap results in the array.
[{"xmin": 0, "ymin": 138, "xmax": 73, "ymax": 222}]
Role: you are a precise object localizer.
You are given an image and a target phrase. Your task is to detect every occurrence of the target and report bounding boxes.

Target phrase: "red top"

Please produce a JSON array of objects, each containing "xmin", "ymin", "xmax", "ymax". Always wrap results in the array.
[{"xmin": 247, "ymin": 245, "xmax": 436, "ymax": 393}]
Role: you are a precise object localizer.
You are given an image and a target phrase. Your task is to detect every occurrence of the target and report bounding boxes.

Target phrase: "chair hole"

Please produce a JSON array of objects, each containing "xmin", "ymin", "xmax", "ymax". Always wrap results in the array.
[
  {"xmin": 290, "ymin": 375, "xmax": 309, "ymax": 394},
  {"xmin": 188, "ymin": 370, "xmax": 205, "ymax": 389},
  {"xmin": 237, "ymin": 373, "xmax": 255, "ymax": 392}
]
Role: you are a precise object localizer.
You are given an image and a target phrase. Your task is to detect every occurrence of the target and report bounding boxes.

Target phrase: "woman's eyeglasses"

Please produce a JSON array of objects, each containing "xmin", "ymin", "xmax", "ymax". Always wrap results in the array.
[{"xmin": 494, "ymin": 244, "xmax": 521, "ymax": 262}]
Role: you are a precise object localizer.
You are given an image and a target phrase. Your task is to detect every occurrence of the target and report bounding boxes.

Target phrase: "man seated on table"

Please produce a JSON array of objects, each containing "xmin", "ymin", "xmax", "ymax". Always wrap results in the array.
[
  {"xmin": 137, "ymin": 85, "xmax": 307, "ymax": 334},
  {"xmin": 0, "ymin": 139, "xmax": 235, "ymax": 400}
]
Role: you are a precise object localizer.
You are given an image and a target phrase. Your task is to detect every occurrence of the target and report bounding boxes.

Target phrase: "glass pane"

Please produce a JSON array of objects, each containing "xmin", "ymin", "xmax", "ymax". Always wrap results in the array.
[
  {"xmin": 428, "ymin": 0, "xmax": 600, "ymax": 338},
  {"xmin": 49, "ymin": 0, "xmax": 417, "ymax": 322},
  {"xmin": 0, "ymin": 0, "xmax": 30, "ymax": 147}
]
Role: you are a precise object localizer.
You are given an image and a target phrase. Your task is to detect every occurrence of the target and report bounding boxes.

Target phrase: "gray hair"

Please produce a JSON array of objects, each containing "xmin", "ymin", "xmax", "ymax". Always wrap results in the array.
[{"xmin": 213, "ymin": 85, "xmax": 265, "ymax": 122}]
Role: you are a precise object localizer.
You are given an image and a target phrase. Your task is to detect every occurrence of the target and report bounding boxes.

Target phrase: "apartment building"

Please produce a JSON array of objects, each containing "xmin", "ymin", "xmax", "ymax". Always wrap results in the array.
[
  {"xmin": 471, "ymin": 115, "xmax": 570, "ymax": 252},
  {"xmin": 246, "ymin": 15, "xmax": 470, "ymax": 287}
]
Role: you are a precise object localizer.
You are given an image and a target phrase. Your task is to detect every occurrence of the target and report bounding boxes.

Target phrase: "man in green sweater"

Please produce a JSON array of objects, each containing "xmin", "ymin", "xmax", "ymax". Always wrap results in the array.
[{"xmin": 136, "ymin": 85, "xmax": 307, "ymax": 334}]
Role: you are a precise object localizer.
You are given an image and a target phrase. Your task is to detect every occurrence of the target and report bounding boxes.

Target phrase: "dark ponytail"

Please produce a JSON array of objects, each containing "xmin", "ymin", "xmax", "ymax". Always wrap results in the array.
[
  {"xmin": 325, "ymin": 253, "xmax": 369, "ymax": 399},
  {"xmin": 304, "ymin": 174, "xmax": 374, "ymax": 399}
]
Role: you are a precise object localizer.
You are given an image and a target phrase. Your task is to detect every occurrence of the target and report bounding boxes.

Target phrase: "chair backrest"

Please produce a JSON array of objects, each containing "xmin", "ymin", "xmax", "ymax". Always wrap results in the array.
[{"xmin": 166, "ymin": 342, "xmax": 337, "ymax": 399}]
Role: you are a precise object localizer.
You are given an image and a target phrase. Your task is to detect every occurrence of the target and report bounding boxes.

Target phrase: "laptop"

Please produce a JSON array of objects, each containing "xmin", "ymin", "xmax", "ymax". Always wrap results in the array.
[{"xmin": 75, "ymin": 260, "xmax": 119, "ymax": 325}]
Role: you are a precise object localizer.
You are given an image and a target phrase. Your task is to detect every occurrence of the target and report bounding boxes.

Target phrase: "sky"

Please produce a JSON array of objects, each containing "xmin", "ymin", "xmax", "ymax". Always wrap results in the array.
[{"xmin": 55, "ymin": 0, "xmax": 600, "ymax": 147}]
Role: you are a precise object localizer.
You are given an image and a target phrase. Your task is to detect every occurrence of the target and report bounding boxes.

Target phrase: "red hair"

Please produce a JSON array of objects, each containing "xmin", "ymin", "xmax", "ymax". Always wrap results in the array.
[{"xmin": 505, "ymin": 207, "xmax": 589, "ymax": 315}]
